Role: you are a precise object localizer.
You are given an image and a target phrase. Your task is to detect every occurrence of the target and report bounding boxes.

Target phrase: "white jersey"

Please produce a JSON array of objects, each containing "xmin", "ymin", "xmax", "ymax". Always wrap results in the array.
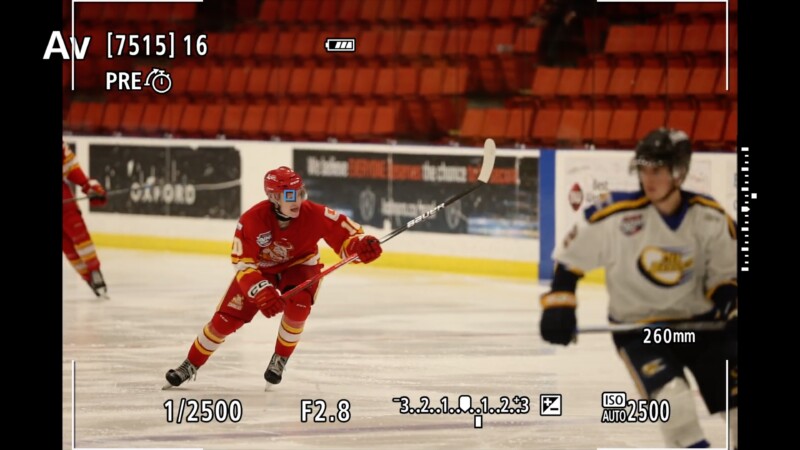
[{"xmin": 555, "ymin": 190, "xmax": 737, "ymax": 323}]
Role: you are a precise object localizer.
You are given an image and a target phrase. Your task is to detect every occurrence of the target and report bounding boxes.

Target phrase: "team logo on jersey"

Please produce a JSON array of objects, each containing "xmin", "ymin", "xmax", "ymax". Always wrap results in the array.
[
  {"xmin": 227, "ymin": 294, "xmax": 244, "ymax": 310},
  {"xmin": 641, "ymin": 358, "xmax": 667, "ymax": 377},
  {"xmin": 259, "ymin": 239, "xmax": 294, "ymax": 266},
  {"xmin": 568, "ymin": 183, "xmax": 583, "ymax": 211},
  {"xmin": 637, "ymin": 246, "xmax": 694, "ymax": 287},
  {"xmin": 620, "ymin": 214, "xmax": 644, "ymax": 236},
  {"xmin": 256, "ymin": 231, "xmax": 272, "ymax": 247}
]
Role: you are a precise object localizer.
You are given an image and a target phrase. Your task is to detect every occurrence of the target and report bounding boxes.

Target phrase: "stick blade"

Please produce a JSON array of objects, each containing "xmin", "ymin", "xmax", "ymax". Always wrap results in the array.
[{"xmin": 478, "ymin": 138, "xmax": 497, "ymax": 183}]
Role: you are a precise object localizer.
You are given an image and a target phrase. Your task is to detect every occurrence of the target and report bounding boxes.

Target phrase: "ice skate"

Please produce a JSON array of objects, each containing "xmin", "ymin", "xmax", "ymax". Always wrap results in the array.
[
  {"xmin": 88, "ymin": 270, "xmax": 109, "ymax": 299},
  {"xmin": 163, "ymin": 359, "xmax": 198, "ymax": 390},
  {"xmin": 264, "ymin": 353, "xmax": 288, "ymax": 388}
]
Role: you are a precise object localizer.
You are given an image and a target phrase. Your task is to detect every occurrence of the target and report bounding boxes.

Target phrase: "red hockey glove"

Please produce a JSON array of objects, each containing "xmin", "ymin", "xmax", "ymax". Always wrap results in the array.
[
  {"xmin": 346, "ymin": 235, "xmax": 382, "ymax": 264},
  {"xmin": 82, "ymin": 179, "xmax": 108, "ymax": 207},
  {"xmin": 249, "ymin": 280, "xmax": 284, "ymax": 318}
]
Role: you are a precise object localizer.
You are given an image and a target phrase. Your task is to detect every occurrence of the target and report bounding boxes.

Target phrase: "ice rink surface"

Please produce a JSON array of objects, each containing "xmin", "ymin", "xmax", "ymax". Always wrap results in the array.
[{"xmin": 63, "ymin": 249, "xmax": 727, "ymax": 450}]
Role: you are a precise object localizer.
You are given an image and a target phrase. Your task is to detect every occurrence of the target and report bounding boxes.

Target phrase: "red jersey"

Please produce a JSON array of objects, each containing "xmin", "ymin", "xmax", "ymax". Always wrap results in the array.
[
  {"xmin": 231, "ymin": 200, "xmax": 363, "ymax": 295},
  {"xmin": 63, "ymin": 143, "xmax": 89, "ymax": 203}
]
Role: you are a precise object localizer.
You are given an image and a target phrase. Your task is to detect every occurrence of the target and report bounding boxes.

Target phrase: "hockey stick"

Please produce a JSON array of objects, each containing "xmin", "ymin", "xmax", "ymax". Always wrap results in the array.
[
  {"xmin": 62, "ymin": 187, "xmax": 133, "ymax": 204},
  {"xmin": 578, "ymin": 320, "xmax": 728, "ymax": 334},
  {"xmin": 279, "ymin": 138, "xmax": 498, "ymax": 302}
]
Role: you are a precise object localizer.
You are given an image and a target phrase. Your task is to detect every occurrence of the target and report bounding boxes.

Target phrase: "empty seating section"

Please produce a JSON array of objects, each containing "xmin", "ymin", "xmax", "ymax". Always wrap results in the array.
[{"xmin": 64, "ymin": 0, "xmax": 736, "ymax": 149}]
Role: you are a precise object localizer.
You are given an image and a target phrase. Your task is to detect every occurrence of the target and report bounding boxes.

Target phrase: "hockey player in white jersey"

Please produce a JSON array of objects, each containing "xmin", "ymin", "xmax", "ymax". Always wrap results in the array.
[{"xmin": 539, "ymin": 128, "xmax": 738, "ymax": 448}]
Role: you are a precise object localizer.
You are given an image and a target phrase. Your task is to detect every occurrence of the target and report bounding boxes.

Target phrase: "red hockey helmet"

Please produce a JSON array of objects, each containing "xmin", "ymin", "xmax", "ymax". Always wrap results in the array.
[{"xmin": 264, "ymin": 166, "xmax": 307, "ymax": 201}]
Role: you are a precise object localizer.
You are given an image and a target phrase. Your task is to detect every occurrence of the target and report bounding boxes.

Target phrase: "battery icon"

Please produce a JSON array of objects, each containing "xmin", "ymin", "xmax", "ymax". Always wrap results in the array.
[{"xmin": 325, "ymin": 38, "xmax": 356, "ymax": 52}]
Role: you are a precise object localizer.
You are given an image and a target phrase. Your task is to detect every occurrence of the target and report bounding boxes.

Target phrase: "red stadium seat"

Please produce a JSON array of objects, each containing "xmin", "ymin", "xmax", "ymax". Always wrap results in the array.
[
  {"xmin": 654, "ymin": 22, "xmax": 684, "ymax": 54},
  {"xmin": 607, "ymin": 109, "xmax": 639, "ymax": 144},
  {"xmin": 531, "ymin": 108, "xmax": 562, "ymax": 144},
  {"xmin": 65, "ymin": 101, "xmax": 89, "ymax": 132},
  {"xmin": 282, "ymin": 105, "xmax": 310, "ymax": 138},
  {"xmin": 100, "ymin": 102, "xmax": 124, "ymax": 133},
  {"xmin": 556, "ymin": 68, "xmax": 585, "ymax": 97},
  {"xmin": 482, "ymin": 109, "xmax": 509, "ymax": 141},
  {"xmin": 120, "ymin": 103, "xmax": 145, "ymax": 135},
  {"xmin": 233, "ymin": 31, "xmax": 257, "ymax": 59},
  {"xmin": 199, "ymin": 103, "xmax": 224, "ymax": 137},
  {"xmin": 349, "ymin": 106, "xmax": 376, "ymax": 139},
  {"xmin": 632, "ymin": 67, "xmax": 664, "ymax": 97},
  {"xmin": 400, "ymin": 0, "xmax": 424, "ymax": 22},
  {"xmin": 504, "ymin": 108, "xmax": 534, "ymax": 142},
  {"xmin": 327, "ymin": 105, "xmax": 354, "ymax": 140},
  {"xmin": 531, "ymin": 67, "xmax": 561, "ymax": 98},
  {"xmin": 221, "ymin": 104, "xmax": 245, "ymax": 138},
  {"xmin": 723, "ymin": 108, "xmax": 737, "ymax": 144},
  {"xmin": 352, "ymin": 67, "xmax": 378, "ymax": 97},
  {"xmin": 308, "ymin": 67, "xmax": 334, "ymax": 97},
  {"xmin": 666, "ymin": 109, "xmax": 697, "ymax": 137},
  {"xmin": 422, "ymin": 0, "xmax": 445, "ymax": 22},
  {"xmin": 693, "ymin": 109, "xmax": 726, "ymax": 143},
  {"xmin": 140, "ymin": 103, "xmax": 165, "ymax": 136},
  {"xmin": 607, "ymin": 66, "xmax": 638, "ymax": 97},
  {"xmin": 331, "ymin": 67, "xmax": 357, "ymax": 98},
  {"xmin": 460, "ymin": 109, "xmax": 486, "ymax": 139},
  {"xmin": 686, "ymin": 66, "xmax": 720, "ymax": 97},
  {"xmin": 557, "ymin": 109, "xmax": 588, "ymax": 145},
  {"xmin": 635, "ymin": 109, "xmax": 667, "ymax": 140},
  {"xmin": 305, "ymin": 105, "xmax": 331, "ymax": 139},
  {"xmin": 177, "ymin": 103, "xmax": 202, "ymax": 136},
  {"xmin": 262, "ymin": 105, "xmax": 288, "ymax": 137},
  {"xmin": 287, "ymin": 67, "xmax": 312, "ymax": 97},
  {"xmin": 583, "ymin": 109, "xmax": 612, "ymax": 145},
  {"xmin": 240, "ymin": 105, "xmax": 267, "ymax": 138}
]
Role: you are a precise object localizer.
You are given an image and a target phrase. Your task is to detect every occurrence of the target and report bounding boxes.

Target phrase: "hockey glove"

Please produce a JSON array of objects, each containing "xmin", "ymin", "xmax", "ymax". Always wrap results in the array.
[
  {"xmin": 82, "ymin": 179, "xmax": 108, "ymax": 207},
  {"xmin": 710, "ymin": 283, "xmax": 737, "ymax": 321},
  {"xmin": 711, "ymin": 284, "xmax": 739, "ymax": 355},
  {"xmin": 250, "ymin": 280, "xmax": 284, "ymax": 318},
  {"xmin": 539, "ymin": 291, "xmax": 577, "ymax": 345},
  {"xmin": 345, "ymin": 235, "xmax": 382, "ymax": 264}
]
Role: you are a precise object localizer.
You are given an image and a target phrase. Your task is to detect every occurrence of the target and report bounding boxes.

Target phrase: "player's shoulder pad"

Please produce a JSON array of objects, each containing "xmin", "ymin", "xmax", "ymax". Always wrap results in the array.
[
  {"xmin": 243, "ymin": 199, "xmax": 273, "ymax": 215},
  {"xmin": 684, "ymin": 190, "xmax": 727, "ymax": 215},
  {"xmin": 584, "ymin": 191, "xmax": 649, "ymax": 223},
  {"xmin": 239, "ymin": 200, "xmax": 273, "ymax": 224},
  {"xmin": 302, "ymin": 199, "xmax": 325, "ymax": 215},
  {"xmin": 684, "ymin": 190, "xmax": 737, "ymax": 238}
]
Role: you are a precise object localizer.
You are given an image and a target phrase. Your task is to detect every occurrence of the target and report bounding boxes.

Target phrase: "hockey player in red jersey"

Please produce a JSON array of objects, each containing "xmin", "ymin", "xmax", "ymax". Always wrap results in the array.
[
  {"xmin": 62, "ymin": 142, "xmax": 109, "ymax": 298},
  {"xmin": 165, "ymin": 166, "xmax": 383, "ymax": 388}
]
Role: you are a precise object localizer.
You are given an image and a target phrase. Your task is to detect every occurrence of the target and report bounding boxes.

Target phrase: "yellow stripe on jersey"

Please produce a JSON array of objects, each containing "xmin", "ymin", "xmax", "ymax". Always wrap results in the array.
[
  {"xmin": 688, "ymin": 195, "xmax": 725, "ymax": 213},
  {"xmin": 231, "ymin": 256, "xmax": 256, "ymax": 264},
  {"xmin": 63, "ymin": 162, "xmax": 81, "ymax": 178},
  {"xmin": 287, "ymin": 253, "xmax": 317, "ymax": 268},
  {"xmin": 339, "ymin": 235, "xmax": 360, "ymax": 258},
  {"xmin": 688, "ymin": 196, "xmax": 736, "ymax": 238},
  {"xmin": 235, "ymin": 268, "xmax": 259, "ymax": 282},
  {"xmin": 588, "ymin": 196, "xmax": 650, "ymax": 223}
]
